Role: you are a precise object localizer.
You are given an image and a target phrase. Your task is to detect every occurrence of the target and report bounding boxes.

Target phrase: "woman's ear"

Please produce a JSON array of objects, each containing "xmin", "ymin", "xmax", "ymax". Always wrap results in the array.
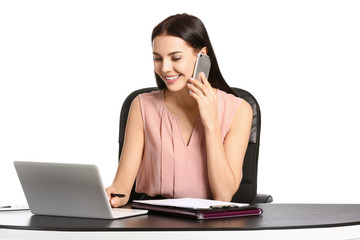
[{"xmin": 200, "ymin": 47, "xmax": 208, "ymax": 55}]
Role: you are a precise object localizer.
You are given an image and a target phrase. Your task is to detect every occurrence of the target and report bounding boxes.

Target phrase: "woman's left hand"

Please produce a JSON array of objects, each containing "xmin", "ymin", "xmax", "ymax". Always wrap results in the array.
[{"xmin": 187, "ymin": 72, "xmax": 218, "ymax": 129}]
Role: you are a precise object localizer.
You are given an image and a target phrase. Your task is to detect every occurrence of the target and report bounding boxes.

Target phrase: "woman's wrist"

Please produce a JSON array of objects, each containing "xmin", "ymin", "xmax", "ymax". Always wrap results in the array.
[{"xmin": 203, "ymin": 117, "xmax": 220, "ymax": 133}]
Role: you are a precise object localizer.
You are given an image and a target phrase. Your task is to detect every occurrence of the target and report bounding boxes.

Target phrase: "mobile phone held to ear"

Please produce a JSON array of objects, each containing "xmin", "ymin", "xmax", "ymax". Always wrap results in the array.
[{"xmin": 192, "ymin": 53, "xmax": 211, "ymax": 82}]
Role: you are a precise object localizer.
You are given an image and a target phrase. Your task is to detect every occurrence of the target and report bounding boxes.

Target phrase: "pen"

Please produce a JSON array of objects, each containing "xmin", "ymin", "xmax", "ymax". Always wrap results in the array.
[
  {"xmin": 210, "ymin": 204, "xmax": 240, "ymax": 209},
  {"xmin": 111, "ymin": 193, "xmax": 126, "ymax": 198}
]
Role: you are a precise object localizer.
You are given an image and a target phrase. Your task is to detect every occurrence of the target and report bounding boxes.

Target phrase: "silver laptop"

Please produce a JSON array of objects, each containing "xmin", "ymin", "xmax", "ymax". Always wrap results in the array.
[{"xmin": 14, "ymin": 161, "xmax": 147, "ymax": 219}]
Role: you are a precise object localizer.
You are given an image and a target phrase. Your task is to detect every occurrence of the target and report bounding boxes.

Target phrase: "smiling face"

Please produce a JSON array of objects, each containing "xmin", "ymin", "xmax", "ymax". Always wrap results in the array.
[{"xmin": 152, "ymin": 35, "xmax": 199, "ymax": 92}]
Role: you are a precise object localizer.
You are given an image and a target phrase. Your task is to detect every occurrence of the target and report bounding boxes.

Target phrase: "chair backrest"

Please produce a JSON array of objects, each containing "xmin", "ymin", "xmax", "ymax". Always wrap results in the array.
[{"xmin": 118, "ymin": 87, "xmax": 261, "ymax": 203}]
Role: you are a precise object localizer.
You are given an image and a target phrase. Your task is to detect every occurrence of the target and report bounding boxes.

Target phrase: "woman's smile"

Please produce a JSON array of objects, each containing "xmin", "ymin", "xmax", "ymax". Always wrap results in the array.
[{"xmin": 164, "ymin": 74, "xmax": 181, "ymax": 83}]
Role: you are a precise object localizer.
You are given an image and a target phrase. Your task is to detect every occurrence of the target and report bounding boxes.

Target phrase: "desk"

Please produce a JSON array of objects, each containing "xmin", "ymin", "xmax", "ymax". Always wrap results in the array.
[{"xmin": 1, "ymin": 204, "xmax": 360, "ymax": 239}]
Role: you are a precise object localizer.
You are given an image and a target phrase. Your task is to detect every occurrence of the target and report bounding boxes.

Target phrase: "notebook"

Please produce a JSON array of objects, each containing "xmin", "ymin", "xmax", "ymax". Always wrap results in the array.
[
  {"xmin": 132, "ymin": 198, "xmax": 263, "ymax": 220},
  {"xmin": 14, "ymin": 161, "xmax": 147, "ymax": 219}
]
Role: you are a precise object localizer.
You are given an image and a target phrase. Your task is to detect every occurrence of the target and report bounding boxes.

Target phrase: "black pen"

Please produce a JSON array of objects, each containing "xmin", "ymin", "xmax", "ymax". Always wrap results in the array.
[{"xmin": 111, "ymin": 193, "xmax": 126, "ymax": 198}]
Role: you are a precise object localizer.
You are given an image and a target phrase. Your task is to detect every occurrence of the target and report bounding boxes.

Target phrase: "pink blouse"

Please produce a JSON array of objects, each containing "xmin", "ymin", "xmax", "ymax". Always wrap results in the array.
[{"xmin": 135, "ymin": 89, "xmax": 243, "ymax": 199}]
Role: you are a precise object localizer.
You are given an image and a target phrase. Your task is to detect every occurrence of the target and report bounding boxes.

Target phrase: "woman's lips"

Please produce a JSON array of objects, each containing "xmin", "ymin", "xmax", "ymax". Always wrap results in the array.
[{"xmin": 164, "ymin": 74, "xmax": 181, "ymax": 83}]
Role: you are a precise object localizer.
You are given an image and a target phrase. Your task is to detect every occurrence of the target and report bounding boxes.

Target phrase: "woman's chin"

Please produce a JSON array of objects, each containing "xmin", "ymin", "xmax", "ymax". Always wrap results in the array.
[
  {"xmin": 165, "ymin": 83, "xmax": 189, "ymax": 93},
  {"xmin": 163, "ymin": 78, "xmax": 188, "ymax": 92}
]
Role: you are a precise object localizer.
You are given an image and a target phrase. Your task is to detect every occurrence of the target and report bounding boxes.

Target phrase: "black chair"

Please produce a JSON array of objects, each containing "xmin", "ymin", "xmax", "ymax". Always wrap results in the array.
[{"xmin": 118, "ymin": 87, "xmax": 273, "ymax": 204}]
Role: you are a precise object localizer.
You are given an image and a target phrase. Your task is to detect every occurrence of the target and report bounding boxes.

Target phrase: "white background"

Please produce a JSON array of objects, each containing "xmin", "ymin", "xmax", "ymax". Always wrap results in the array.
[{"xmin": 1, "ymin": 0, "xmax": 359, "ymax": 206}]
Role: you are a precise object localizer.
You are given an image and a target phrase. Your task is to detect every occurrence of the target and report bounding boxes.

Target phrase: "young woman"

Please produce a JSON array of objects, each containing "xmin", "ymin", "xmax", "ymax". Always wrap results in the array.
[{"xmin": 106, "ymin": 14, "xmax": 253, "ymax": 207}]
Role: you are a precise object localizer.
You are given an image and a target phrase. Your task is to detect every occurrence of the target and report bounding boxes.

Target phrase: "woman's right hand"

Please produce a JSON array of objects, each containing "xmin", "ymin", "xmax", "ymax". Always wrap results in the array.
[{"xmin": 105, "ymin": 185, "xmax": 128, "ymax": 208}]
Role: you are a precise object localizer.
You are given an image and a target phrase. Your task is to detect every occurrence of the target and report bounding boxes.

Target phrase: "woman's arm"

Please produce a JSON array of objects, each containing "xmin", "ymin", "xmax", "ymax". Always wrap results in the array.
[
  {"xmin": 187, "ymin": 75, "xmax": 252, "ymax": 201},
  {"xmin": 105, "ymin": 96, "xmax": 144, "ymax": 207},
  {"xmin": 205, "ymin": 100, "xmax": 252, "ymax": 201}
]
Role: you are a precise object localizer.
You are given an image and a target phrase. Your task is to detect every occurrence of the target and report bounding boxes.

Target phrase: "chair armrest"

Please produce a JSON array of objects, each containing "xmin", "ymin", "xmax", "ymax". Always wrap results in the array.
[{"xmin": 251, "ymin": 193, "xmax": 273, "ymax": 204}]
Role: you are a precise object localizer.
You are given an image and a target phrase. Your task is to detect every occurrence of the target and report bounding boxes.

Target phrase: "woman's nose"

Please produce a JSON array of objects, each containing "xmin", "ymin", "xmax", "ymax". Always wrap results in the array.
[{"xmin": 161, "ymin": 59, "xmax": 172, "ymax": 73}]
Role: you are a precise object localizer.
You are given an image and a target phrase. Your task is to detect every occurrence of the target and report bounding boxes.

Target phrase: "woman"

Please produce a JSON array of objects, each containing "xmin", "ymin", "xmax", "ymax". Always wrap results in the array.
[{"xmin": 106, "ymin": 14, "xmax": 253, "ymax": 207}]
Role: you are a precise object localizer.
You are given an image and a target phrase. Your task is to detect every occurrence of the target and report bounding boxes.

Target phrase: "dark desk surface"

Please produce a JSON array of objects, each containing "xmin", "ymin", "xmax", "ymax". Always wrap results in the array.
[{"xmin": 1, "ymin": 204, "xmax": 360, "ymax": 231}]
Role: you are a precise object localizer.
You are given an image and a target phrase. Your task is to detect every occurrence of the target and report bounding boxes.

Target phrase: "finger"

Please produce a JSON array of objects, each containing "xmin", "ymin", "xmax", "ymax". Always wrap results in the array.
[
  {"xmin": 110, "ymin": 196, "xmax": 120, "ymax": 207},
  {"xmin": 189, "ymin": 79, "xmax": 212, "ymax": 98},
  {"xmin": 191, "ymin": 74, "xmax": 212, "ymax": 91},
  {"xmin": 189, "ymin": 77, "xmax": 207, "ymax": 93},
  {"xmin": 188, "ymin": 87, "xmax": 201, "ymax": 101},
  {"xmin": 199, "ymin": 74, "xmax": 217, "ymax": 98},
  {"xmin": 189, "ymin": 77, "xmax": 203, "ymax": 87},
  {"xmin": 187, "ymin": 82, "xmax": 199, "ymax": 94},
  {"xmin": 199, "ymin": 72, "xmax": 211, "ymax": 88},
  {"xmin": 187, "ymin": 82, "xmax": 203, "ymax": 97},
  {"xmin": 199, "ymin": 73, "xmax": 215, "ymax": 97}
]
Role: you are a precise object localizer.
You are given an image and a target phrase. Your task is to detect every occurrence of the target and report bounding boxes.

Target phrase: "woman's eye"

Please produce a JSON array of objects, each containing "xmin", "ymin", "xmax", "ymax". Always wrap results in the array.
[
  {"xmin": 153, "ymin": 57, "xmax": 162, "ymax": 62},
  {"xmin": 172, "ymin": 57, "xmax": 181, "ymax": 61}
]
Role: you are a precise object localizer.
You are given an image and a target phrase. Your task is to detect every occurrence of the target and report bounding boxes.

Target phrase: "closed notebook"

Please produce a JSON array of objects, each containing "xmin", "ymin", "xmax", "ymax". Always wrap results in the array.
[{"xmin": 132, "ymin": 198, "xmax": 263, "ymax": 220}]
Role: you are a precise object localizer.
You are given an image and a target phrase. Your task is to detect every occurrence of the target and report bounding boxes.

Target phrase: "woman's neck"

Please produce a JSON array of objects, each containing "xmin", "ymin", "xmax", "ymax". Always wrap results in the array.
[{"xmin": 164, "ymin": 87, "xmax": 198, "ymax": 111}]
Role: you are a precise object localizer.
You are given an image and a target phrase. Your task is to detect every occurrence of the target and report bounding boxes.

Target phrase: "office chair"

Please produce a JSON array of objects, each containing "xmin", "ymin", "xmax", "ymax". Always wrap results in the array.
[{"xmin": 118, "ymin": 87, "xmax": 273, "ymax": 204}]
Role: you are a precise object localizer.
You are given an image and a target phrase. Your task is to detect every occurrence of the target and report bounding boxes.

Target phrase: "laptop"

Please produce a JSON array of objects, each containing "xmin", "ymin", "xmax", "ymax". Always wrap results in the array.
[{"xmin": 14, "ymin": 161, "xmax": 147, "ymax": 219}]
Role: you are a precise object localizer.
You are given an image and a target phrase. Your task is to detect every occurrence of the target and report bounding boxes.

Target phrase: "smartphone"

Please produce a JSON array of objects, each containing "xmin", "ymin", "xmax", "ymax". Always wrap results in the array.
[{"xmin": 192, "ymin": 53, "xmax": 211, "ymax": 82}]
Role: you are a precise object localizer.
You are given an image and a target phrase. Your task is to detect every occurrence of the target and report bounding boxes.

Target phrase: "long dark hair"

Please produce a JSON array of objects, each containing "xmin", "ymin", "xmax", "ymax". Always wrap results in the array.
[{"xmin": 151, "ymin": 13, "xmax": 234, "ymax": 95}]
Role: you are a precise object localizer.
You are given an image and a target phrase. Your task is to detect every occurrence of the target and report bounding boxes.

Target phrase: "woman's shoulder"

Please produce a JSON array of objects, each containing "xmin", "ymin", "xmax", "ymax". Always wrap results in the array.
[
  {"xmin": 217, "ymin": 89, "xmax": 243, "ymax": 105},
  {"xmin": 137, "ymin": 89, "xmax": 165, "ymax": 114},
  {"xmin": 217, "ymin": 88, "xmax": 252, "ymax": 121},
  {"xmin": 138, "ymin": 89, "xmax": 164, "ymax": 101}
]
